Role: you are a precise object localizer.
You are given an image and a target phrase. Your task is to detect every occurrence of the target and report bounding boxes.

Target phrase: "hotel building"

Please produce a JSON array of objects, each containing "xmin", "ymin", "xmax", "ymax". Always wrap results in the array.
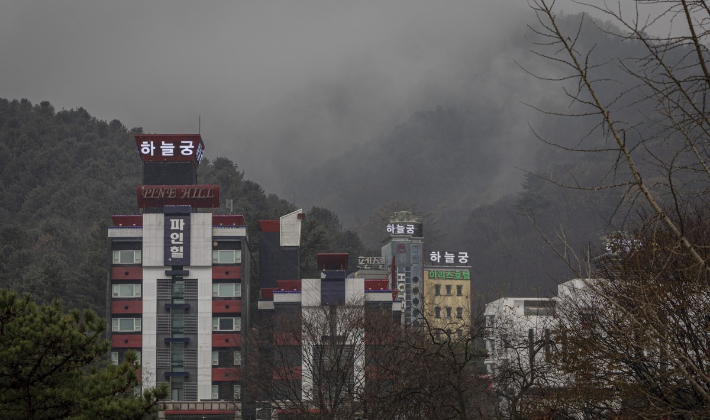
[{"xmin": 108, "ymin": 134, "xmax": 248, "ymax": 419}]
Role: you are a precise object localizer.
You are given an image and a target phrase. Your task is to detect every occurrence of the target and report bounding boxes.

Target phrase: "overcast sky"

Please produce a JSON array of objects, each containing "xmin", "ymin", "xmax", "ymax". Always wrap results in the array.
[{"xmin": 1, "ymin": 0, "xmax": 572, "ymax": 197}]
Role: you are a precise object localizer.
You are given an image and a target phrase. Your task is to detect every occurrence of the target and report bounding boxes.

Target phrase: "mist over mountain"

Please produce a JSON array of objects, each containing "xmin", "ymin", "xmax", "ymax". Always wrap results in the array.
[
  {"xmin": 295, "ymin": 102, "xmax": 539, "ymax": 227},
  {"xmin": 281, "ymin": 13, "xmax": 582, "ymax": 223},
  {"xmin": 0, "ymin": 7, "xmax": 672, "ymax": 305},
  {"xmin": 290, "ymin": 13, "xmax": 663, "ymax": 299}
]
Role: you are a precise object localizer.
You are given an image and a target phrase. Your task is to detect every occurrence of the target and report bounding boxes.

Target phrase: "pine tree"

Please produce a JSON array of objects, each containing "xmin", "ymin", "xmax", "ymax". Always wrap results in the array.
[{"xmin": 0, "ymin": 290, "xmax": 167, "ymax": 420}]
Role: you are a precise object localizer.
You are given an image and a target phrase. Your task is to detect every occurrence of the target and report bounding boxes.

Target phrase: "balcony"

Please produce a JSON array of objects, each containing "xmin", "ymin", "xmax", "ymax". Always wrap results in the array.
[
  {"xmin": 157, "ymin": 349, "xmax": 197, "ymax": 369},
  {"xmin": 157, "ymin": 280, "xmax": 198, "ymax": 300},
  {"xmin": 156, "ymin": 314, "xmax": 198, "ymax": 335}
]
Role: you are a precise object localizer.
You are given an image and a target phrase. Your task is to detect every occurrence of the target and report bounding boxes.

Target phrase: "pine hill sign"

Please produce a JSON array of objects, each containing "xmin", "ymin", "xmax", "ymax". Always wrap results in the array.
[{"xmin": 137, "ymin": 185, "xmax": 220, "ymax": 208}]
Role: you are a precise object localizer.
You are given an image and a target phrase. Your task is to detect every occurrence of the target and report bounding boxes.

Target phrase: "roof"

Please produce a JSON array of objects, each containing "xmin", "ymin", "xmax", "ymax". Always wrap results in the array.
[{"xmin": 316, "ymin": 253, "xmax": 349, "ymax": 270}]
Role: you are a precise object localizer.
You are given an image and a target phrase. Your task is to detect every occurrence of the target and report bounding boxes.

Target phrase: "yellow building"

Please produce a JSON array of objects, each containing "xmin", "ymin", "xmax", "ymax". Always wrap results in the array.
[{"xmin": 423, "ymin": 267, "xmax": 471, "ymax": 336}]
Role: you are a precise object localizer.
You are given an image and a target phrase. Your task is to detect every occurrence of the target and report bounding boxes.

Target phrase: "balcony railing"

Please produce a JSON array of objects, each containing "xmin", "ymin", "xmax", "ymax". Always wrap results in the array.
[{"xmin": 157, "ymin": 280, "xmax": 198, "ymax": 300}]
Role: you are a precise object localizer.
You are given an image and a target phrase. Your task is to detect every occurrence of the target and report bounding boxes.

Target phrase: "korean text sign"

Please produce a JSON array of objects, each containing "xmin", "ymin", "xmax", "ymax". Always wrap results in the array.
[
  {"xmin": 164, "ymin": 214, "xmax": 190, "ymax": 266},
  {"xmin": 429, "ymin": 251, "xmax": 469, "ymax": 264},
  {"xmin": 385, "ymin": 222, "xmax": 423, "ymax": 237},
  {"xmin": 427, "ymin": 269, "xmax": 471, "ymax": 280},
  {"xmin": 135, "ymin": 134, "xmax": 205, "ymax": 166}
]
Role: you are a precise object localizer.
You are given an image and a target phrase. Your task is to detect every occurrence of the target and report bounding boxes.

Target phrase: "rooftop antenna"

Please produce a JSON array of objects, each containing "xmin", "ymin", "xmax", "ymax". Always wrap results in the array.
[{"xmin": 198, "ymin": 114, "xmax": 201, "ymax": 134}]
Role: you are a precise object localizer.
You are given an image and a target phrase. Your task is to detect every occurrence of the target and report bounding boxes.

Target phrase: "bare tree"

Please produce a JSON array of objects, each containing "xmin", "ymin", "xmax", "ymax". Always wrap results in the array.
[
  {"xmin": 248, "ymin": 300, "xmax": 494, "ymax": 420},
  {"xmin": 525, "ymin": 0, "xmax": 710, "ymax": 271},
  {"xmin": 519, "ymin": 1, "xmax": 710, "ymax": 417},
  {"xmin": 547, "ymin": 212, "xmax": 710, "ymax": 419},
  {"xmin": 247, "ymin": 303, "xmax": 368, "ymax": 420},
  {"xmin": 484, "ymin": 298, "xmax": 562, "ymax": 420}
]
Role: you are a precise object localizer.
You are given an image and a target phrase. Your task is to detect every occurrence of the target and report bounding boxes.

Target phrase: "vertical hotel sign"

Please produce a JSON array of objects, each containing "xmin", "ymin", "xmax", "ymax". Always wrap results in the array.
[{"xmin": 165, "ymin": 211, "xmax": 190, "ymax": 266}]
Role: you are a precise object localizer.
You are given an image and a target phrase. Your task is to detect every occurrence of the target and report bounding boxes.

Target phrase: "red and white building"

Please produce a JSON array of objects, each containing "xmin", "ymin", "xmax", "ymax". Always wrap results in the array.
[{"xmin": 108, "ymin": 134, "xmax": 248, "ymax": 419}]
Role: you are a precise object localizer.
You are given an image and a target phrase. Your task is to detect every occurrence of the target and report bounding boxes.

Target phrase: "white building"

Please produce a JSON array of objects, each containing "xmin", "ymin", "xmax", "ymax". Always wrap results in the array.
[
  {"xmin": 483, "ymin": 280, "xmax": 592, "ymax": 416},
  {"xmin": 484, "ymin": 296, "xmax": 558, "ymax": 378}
]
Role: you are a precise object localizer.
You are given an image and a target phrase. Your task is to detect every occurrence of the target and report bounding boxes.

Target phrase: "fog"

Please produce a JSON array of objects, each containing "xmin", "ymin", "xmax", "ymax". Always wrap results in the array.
[{"xmin": 1, "ymin": 0, "xmax": 591, "ymax": 210}]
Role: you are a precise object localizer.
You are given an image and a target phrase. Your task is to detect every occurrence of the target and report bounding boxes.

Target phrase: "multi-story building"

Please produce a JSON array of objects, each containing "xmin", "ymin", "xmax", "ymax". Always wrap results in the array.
[
  {"xmin": 108, "ymin": 134, "xmax": 249, "ymax": 419},
  {"xmin": 483, "ymin": 279, "xmax": 598, "ymax": 380},
  {"xmin": 483, "ymin": 296, "xmax": 557, "ymax": 371},
  {"xmin": 256, "ymin": 253, "xmax": 401, "ymax": 418},
  {"xmin": 258, "ymin": 210, "xmax": 303, "ymax": 290},
  {"xmin": 482, "ymin": 280, "xmax": 597, "ymax": 417},
  {"xmin": 381, "ymin": 211, "xmax": 424, "ymax": 327},
  {"xmin": 422, "ymin": 265, "xmax": 471, "ymax": 335}
]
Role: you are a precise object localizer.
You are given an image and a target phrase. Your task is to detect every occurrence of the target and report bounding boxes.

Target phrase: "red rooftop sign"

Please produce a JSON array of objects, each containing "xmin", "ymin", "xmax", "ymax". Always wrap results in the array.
[
  {"xmin": 137, "ymin": 185, "xmax": 220, "ymax": 208},
  {"xmin": 134, "ymin": 134, "xmax": 205, "ymax": 166}
]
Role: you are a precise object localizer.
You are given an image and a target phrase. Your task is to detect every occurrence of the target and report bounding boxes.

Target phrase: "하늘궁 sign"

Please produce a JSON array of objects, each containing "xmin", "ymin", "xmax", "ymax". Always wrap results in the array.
[{"xmin": 134, "ymin": 134, "xmax": 205, "ymax": 166}]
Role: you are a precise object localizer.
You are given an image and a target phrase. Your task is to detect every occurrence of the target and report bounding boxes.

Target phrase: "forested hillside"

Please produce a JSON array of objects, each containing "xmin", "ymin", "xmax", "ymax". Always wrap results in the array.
[
  {"xmin": 0, "ymin": 14, "xmax": 686, "ymax": 309},
  {"xmin": 0, "ymin": 98, "xmax": 366, "ymax": 315}
]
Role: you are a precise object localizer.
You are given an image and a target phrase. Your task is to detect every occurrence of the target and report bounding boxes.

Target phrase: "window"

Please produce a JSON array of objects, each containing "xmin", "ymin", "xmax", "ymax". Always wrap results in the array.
[
  {"xmin": 524, "ymin": 300, "xmax": 556, "ymax": 316},
  {"xmin": 313, "ymin": 344, "xmax": 355, "ymax": 396},
  {"xmin": 134, "ymin": 386, "xmax": 142, "ymax": 397},
  {"xmin": 234, "ymin": 351, "xmax": 242, "ymax": 366},
  {"xmin": 445, "ymin": 285, "xmax": 452, "ymax": 295},
  {"xmin": 212, "ymin": 351, "xmax": 219, "ymax": 366},
  {"xmin": 434, "ymin": 285, "xmax": 441, "ymax": 296},
  {"xmin": 212, "ymin": 317, "xmax": 241, "ymax": 331},
  {"xmin": 435, "ymin": 307, "xmax": 441, "ymax": 318},
  {"xmin": 111, "ymin": 351, "xmax": 119, "ymax": 365},
  {"xmin": 212, "ymin": 283, "xmax": 241, "ymax": 298},
  {"xmin": 113, "ymin": 250, "xmax": 141, "ymax": 264},
  {"xmin": 172, "ymin": 343, "xmax": 185, "ymax": 371},
  {"xmin": 234, "ymin": 385, "xmax": 241, "ymax": 400},
  {"xmin": 456, "ymin": 285, "xmax": 463, "ymax": 296},
  {"xmin": 212, "ymin": 250, "xmax": 241, "ymax": 264},
  {"xmin": 211, "ymin": 384, "xmax": 219, "ymax": 400},
  {"xmin": 172, "ymin": 309, "xmax": 185, "ymax": 336},
  {"xmin": 112, "ymin": 318, "xmax": 141, "ymax": 332},
  {"xmin": 171, "ymin": 377, "xmax": 184, "ymax": 401},
  {"xmin": 172, "ymin": 279, "xmax": 184, "ymax": 302},
  {"xmin": 456, "ymin": 307, "xmax": 463, "ymax": 319},
  {"xmin": 446, "ymin": 307, "xmax": 452, "ymax": 318},
  {"xmin": 113, "ymin": 284, "xmax": 141, "ymax": 298}
]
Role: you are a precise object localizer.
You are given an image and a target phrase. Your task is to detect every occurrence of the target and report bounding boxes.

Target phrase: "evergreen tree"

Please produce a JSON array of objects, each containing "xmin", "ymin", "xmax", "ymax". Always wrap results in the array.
[{"xmin": 0, "ymin": 290, "xmax": 167, "ymax": 420}]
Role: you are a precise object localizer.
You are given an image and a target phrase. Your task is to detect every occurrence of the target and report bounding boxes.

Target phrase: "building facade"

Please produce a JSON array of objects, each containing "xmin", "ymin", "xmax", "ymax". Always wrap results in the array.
[
  {"xmin": 381, "ymin": 211, "xmax": 424, "ymax": 327},
  {"xmin": 256, "ymin": 253, "xmax": 401, "ymax": 418},
  {"xmin": 422, "ymin": 265, "xmax": 471, "ymax": 335},
  {"xmin": 108, "ymin": 134, "xmax": 248, "ymax": 419}
]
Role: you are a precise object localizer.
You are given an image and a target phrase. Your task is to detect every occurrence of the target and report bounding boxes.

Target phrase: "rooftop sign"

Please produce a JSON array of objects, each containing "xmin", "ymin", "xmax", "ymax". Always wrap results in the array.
[
  {"xmin": 137, "ymin": 185, "xmax": 220, "ymax": 208},
  {"xmin": 134, "ymin": 134, "xmax": 205, "ymax": 166},
  {"xmin": 429, "ymin": 251, "xmax": 469, "ymax": 264},
  {"xmin": 358, "ymin": 256, "xmax": 385, "ymax": 269},
  {"xmin": 386, "ymin": 222, "xmax": 423, "ymax": 237}
]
